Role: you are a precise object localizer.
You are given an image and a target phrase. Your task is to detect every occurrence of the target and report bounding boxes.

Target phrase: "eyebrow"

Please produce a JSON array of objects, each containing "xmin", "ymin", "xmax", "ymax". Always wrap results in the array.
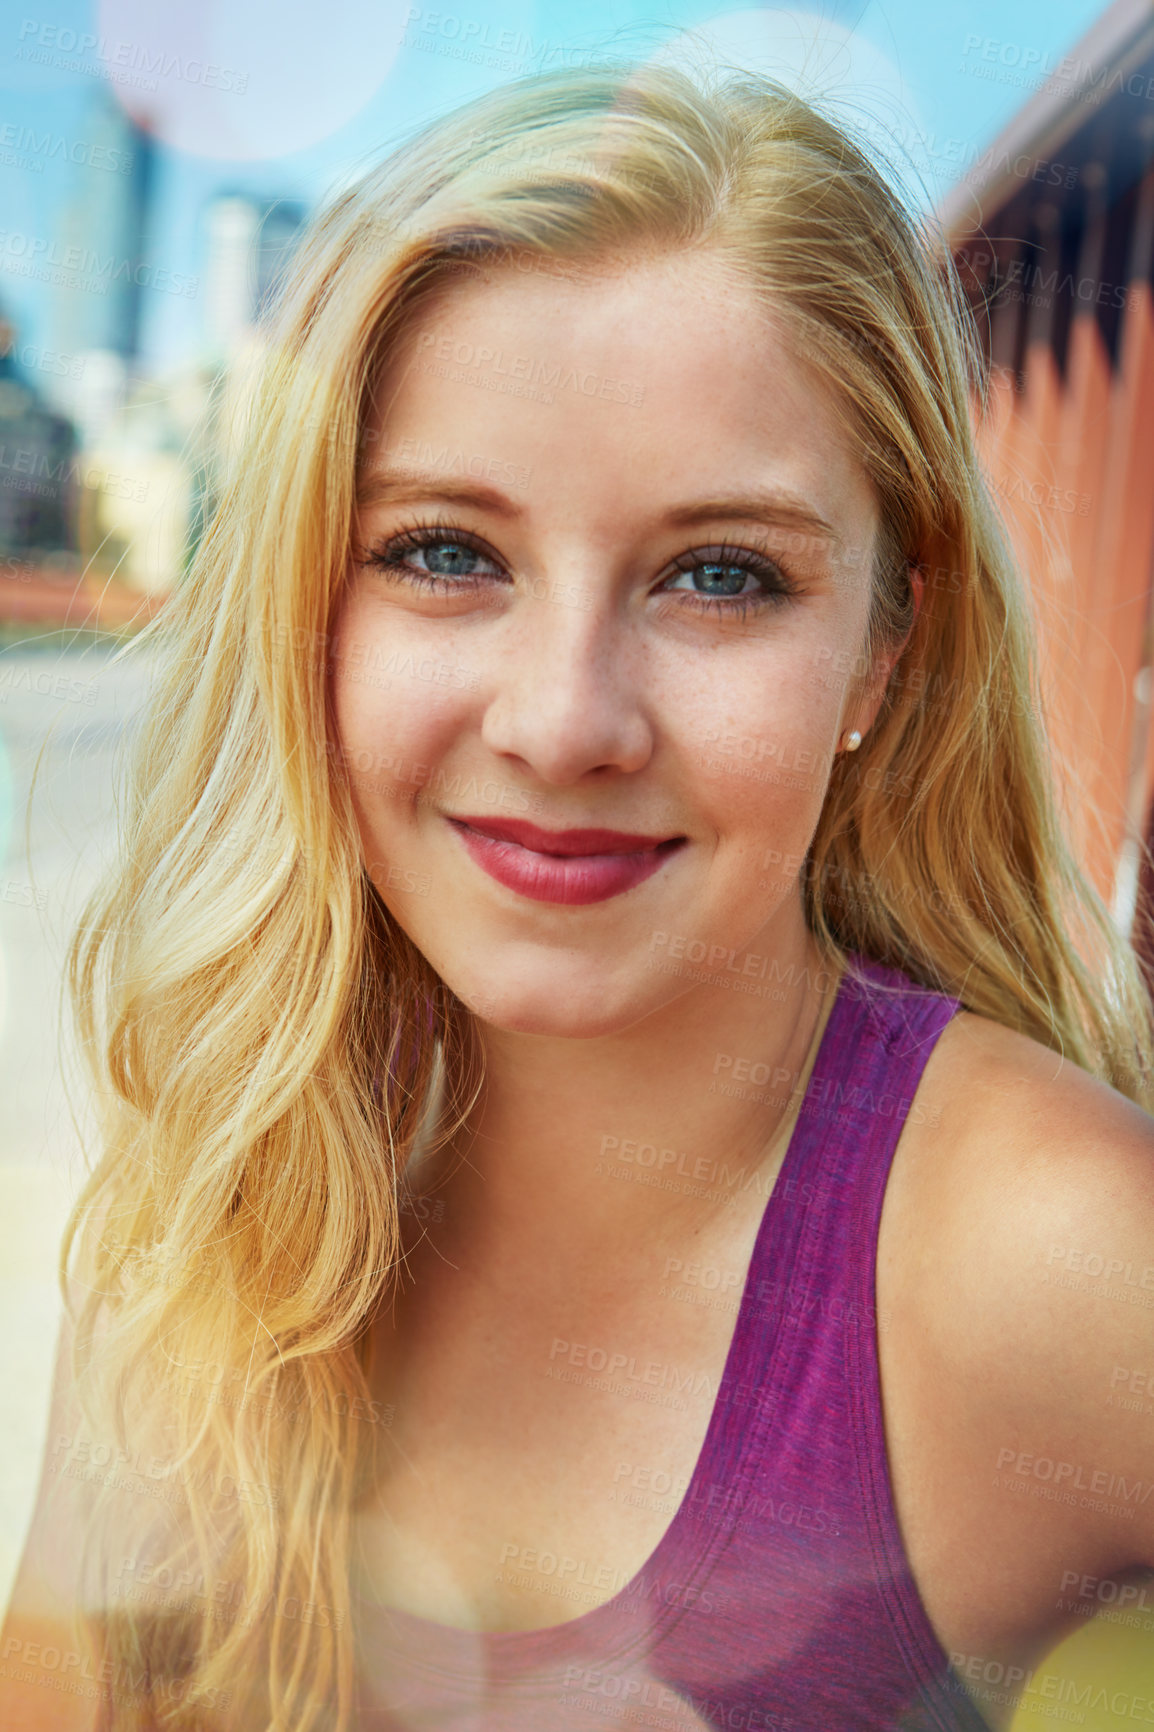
[
  {"xmin": 356, "ymin": 473, "xmax": 521, "ymax": 516},
  {"xmin": 665, "ymin": 493, "xmax": 842, "ymax": 548},
  {"xmin": 355, "ymin": 471, "xmax": 843, "ymax": 548}
]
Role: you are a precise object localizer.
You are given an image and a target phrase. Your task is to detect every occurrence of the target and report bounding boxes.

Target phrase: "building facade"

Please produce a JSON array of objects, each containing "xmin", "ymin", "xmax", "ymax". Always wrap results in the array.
[{"xmin": 937, "ymin": 0, "xmax": 1154, "ymax": 968}]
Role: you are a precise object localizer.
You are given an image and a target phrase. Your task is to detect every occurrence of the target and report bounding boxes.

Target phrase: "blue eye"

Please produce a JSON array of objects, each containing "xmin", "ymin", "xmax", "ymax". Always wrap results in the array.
[
  {"xmin": 670, "ymin": 562, "xmax": 755, "ymax": 596},
  {"xmin": 363, "ymin": 528, "xmax": 500, "ymax": 588},
  {"xmin": 662, "ymin": 546, "xmax": 801, "ymax": 616},
  {"xmin": 408, "ymin": 541, "xmax": 484, "ymax": 577}
]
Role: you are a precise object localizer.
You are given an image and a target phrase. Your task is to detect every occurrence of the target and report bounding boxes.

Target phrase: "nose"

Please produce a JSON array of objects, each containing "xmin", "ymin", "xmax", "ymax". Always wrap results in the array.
[{"xmin": 478, "ymin": 578, "xmax": 655, "ymax": 784}]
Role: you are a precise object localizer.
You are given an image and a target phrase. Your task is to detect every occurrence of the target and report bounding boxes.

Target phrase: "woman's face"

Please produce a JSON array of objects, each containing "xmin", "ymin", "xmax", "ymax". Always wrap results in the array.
[{"xmin": 329, "ymin": 249, "xmax": 888, "ymax": 1035}]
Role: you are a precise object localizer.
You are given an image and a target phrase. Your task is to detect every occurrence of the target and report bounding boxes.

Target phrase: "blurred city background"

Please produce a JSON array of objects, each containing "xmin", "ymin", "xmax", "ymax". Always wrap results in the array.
[{"xmin": 2, "ymin": 0, "xmax": 1153, "ymax": 1724}]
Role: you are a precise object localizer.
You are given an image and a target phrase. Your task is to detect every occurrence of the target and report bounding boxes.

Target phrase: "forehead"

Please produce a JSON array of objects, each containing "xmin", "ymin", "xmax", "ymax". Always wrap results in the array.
[{"xmin": 362, "ymin": 249, "xmax": 877, "ymax": 542}]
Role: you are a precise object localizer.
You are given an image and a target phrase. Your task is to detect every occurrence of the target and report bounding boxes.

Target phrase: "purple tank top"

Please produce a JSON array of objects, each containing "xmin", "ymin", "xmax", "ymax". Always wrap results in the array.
[{"xmin": 353, "ymin": 953, "xmax": 992, "ymax": 1731}]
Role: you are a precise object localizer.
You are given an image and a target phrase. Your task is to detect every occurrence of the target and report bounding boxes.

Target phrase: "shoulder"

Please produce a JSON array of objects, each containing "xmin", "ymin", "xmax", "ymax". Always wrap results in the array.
[
  {"xmin": 891, "ymin": 1006, "xmax": 1154, "ymax": 1571},
  {"xmin": 909, "ymin": 1006, "xmax": 1154, "ymax": 1250}
]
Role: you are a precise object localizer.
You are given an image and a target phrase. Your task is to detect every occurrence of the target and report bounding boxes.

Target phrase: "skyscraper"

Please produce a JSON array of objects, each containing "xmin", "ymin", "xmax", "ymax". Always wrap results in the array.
[
  {"xmin": 46, "ymin": 91, "xmax": 156, "ymax": 450},
  {"xmin": 202, "ymin": 194, "xmax": 305, "ymax": 364},
  {"xmin": 52, "ymin": 89, "xmax": 156, "ymax": 372}
]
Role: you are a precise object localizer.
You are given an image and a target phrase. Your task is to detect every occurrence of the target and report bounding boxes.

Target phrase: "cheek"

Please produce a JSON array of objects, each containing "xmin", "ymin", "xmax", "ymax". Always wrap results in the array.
[
  {"xmin": 327, "ymin": 600, "xmax": 468, "ymax": 814},
  {"xmin": 672, "ymin": 650, "xmax": 838, "ymax": 823}
]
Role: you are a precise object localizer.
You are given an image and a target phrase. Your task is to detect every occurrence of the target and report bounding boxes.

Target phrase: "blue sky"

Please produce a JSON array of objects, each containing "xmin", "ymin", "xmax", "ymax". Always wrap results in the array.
[{"xmin": 0, "ymin": 0, "xmax": 1108, "ymax": 376}]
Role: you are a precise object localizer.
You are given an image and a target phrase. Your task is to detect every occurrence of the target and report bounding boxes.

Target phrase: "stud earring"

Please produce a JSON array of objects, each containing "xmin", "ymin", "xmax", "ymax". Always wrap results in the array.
[{"xmin": 840, "ymin": 728, "xmax": 862, "ymax": 752}]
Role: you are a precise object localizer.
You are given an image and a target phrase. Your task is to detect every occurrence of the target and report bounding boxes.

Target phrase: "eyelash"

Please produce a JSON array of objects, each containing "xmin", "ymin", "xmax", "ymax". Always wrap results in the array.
[{"xmin": 360, "ymin": 517, "xmax": 803, "ymax": 620}]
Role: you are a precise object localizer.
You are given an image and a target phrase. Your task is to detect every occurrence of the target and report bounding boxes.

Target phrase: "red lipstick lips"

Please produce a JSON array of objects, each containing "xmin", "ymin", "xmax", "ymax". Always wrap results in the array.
[
  {"xmin": 444, "ymin": 814, "xmax": 686, "ymax": 905},
  {"xmin": 452, "ymin": 817, "xmax": 678, "ymax": 855}
]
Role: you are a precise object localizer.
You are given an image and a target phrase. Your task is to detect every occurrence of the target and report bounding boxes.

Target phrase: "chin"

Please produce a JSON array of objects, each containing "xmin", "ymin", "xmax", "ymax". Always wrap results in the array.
[{"xmin": 456, "ymin": 976, "xmax": 652, "ymax": 1040}]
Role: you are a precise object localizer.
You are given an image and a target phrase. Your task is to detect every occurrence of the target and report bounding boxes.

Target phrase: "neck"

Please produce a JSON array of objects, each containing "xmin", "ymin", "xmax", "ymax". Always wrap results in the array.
[{"xmin": 402, "ymin": 923, "xmax": 844, "ymax": 1258}]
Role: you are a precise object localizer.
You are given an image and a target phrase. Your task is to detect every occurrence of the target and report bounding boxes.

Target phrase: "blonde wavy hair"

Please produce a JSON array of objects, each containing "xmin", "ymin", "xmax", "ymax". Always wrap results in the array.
[{"xmin": 60, "ymin": 58, "xmax": 1154, "ymax": 1732}]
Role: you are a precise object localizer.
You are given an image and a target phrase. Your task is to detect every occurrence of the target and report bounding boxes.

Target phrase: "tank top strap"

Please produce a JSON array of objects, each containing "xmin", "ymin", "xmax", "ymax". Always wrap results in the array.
[
  {"xmin": 797, "ymin": 948, "xmax": 963, "ymax": 1217},
  {"xmin": 725, "ymin": 949, "xmax": 962, "ymax": 1382}
]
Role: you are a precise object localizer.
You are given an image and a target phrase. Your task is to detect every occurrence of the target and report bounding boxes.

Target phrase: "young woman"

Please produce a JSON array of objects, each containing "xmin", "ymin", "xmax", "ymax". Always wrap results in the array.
[{"xmin": 3, "ymin": 60, "xmax": 1153, "ymax": 1732}]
